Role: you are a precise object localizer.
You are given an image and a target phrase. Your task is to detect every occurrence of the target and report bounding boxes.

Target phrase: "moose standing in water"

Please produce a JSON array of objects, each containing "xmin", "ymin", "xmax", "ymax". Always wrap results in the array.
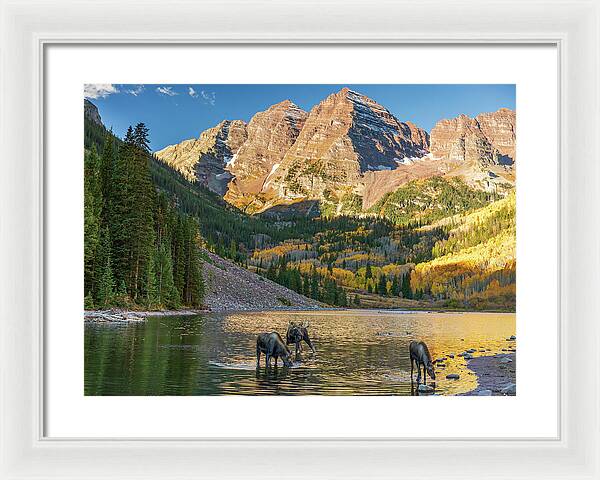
[
  {"xmin": 286, "ymin": 321, "xmax": 316, "ymax": 356},
  {"xmin": 256, "ymin": 332, "xmax": 293, "ymax": 368},
  {"xmin": 409, "ymin": 341, "xmax": 436, "ymax": 385}
]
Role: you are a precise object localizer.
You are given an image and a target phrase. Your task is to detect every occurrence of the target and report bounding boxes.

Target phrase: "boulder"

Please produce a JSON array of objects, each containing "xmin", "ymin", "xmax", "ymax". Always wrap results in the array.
[{"xmin": 501, "ymin": 383, "xmax": 516, "ymax": 395}]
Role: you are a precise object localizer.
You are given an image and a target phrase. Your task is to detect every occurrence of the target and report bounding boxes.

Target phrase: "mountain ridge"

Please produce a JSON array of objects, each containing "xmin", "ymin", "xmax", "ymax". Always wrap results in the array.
[
  {"xmin": 154, "ymin": 119, "xmax": 247, "ymax": 195},
  {"xmin": 153, "ymin": 88, "xmax": 515, "ymax": 216}
]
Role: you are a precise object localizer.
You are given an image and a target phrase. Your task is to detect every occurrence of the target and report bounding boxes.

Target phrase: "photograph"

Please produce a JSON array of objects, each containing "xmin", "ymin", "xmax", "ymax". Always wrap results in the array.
[
  {"xmin": 7, "ymin": 0, "xmax": 600, "ymax": 474},
  {"xmin": 83, "ymin": 83, "xmax": 516, "ymax": 396}
]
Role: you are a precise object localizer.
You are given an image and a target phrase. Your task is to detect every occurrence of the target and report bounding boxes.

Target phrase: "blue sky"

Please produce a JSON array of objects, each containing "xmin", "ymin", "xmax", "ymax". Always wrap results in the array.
[{"xmin": 85, "ymin": 84, "xmax": 516, "ymax": 151}]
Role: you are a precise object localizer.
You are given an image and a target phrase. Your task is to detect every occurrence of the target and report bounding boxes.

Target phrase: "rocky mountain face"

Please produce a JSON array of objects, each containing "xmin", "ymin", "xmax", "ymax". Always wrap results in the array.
[
  {"xmin": 429, "ymin": 108, "xmax": 516, "ymax": 191},
  {"xmin": 153, "ymin": 89, "xmax": 515, "ymax": 214},
  {"xmin": 202, "ymin": 249, "xmax": 320, "ymax": 311},
  {"xmin": 224, "ymin": 100, "xmax": 308, "ymax": 212},
  {"xmin": 262, "ymin": 88, "xmax": 430, "ymax": 209},
  {"xmin": 84, "ymin": 99, "xmax": 102, "ymax": 125},
  {"xmin": 154, "ymin": 120, "xmax": 247, "ymax": 195},
  {"xmin": 476, "ymin": 108, "xmax": 516, "ymax": 161}
]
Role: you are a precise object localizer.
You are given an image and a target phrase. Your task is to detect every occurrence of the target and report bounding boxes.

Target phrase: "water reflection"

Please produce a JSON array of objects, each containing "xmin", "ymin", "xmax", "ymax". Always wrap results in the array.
[{"xmin": 84, "ymin": 310, "xmax": 515, "ymax": 396}]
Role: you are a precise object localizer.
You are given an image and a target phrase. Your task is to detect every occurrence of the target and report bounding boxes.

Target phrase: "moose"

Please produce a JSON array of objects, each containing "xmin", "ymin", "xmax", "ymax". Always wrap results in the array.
[
  {"xmin": 256, "ymin": 332, "xmax": 293, "ymax": 368},
  {"xmin": 409, "ymin": 340, "xmax": 436, "ymax": 385},
  {"xmin": 286, "ymin": 321, "xmax": 316, "ymax": 356}
]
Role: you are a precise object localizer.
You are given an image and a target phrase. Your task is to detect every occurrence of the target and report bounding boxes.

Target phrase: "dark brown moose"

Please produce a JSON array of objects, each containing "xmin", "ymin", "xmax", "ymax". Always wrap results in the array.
[
  {"xmin": 256, "ymin": 332, "xmax": 293, "ymax": 368},
  {"xmin": 409, "ymin": 340, "xmax": 436, "ymax": 385},
  {"xmin": 286, "ymin": 321, "xmax": 316, "ymax": 356}
]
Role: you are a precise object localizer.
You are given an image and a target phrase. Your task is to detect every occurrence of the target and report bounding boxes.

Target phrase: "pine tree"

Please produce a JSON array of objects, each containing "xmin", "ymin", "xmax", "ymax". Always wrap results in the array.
[
  {"xmin": 182, "ymin": 220, "xmax": 205, "ymax": 307},
  {"xmin": 145, "ymin": 250, "xmax": 157, "ymax": 307},
  {"xmin": 266, "ymin": 263, "xmax": 277, "ymax": 281},
  {"xmin": 152, "ymin": 243, "xmax": 180, "ymax": 308},
  {"xmin": 310, "ymin": 267, "xmax": 320, "ymax": 300},
  {"xmin": 84, "ymin": 293, "xmax": 95, "ymax": 310},
  {"xmin": 109, "ymin": 126, "xmax": 135, "ymax": 290},
  {"xmin": 229, "ymin": 239, "xmax": 238, "ymax": 261},
  {"xmin": 84, "ymin": 147, "xmax": 102, "ymax": 298},
  {"xmin": 322, "ymin": 278, "xmax": 338, "ymax": 305},
  {"xmin": 127, "ymin": 123, "xmax": 156, "ymax": 300},
  {"xmin": 377, "ymin": 274, "xmax": 388, "ymax": 296},
  {"xmin": 302, "ymin": 274, "xmax": 311, "ymax": 297},
  {"xmin": 99, "ymin": 132, "xmax": 116, "ymax": 223},
  {"xmin": 338, "ymin": 287, "xmax": 347, "ymax": 307},
  {"xmin": 391, "ymin": 274, "xmax": 400, "ymax": 296},
  {"xmin": 94, "ymin": 227, "xmax": 114, "ymax": 308},
  {"xmin": 402, "ymin": 271, "xmax": 412, "ymax": 299},
  {"xmin": 172, "ymin": 217, "xmax": 186, "ymax": 295},
  {"xmin": 290, "ymin": 268, "xmax": 302, "ymax": 293},
  {"xmin": 365, "ymin": 262, "xmax": 372, "ymax": 279}
]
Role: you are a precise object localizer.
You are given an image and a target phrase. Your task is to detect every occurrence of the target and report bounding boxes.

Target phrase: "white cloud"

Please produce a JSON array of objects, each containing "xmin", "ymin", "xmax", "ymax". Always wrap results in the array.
[
  {"xmin": 125, "ymin": 85, "xmax": 145, "ymax": 96},
  {"xmin": 188, "ymin": 86, "xmax": 199, "ymax": 98},
  {"xmin": 84, "ymin": 84, "xmax": 119, "ymax": 99},
  {"xmin": 200, "ymin": 90, "xmax": 216, "ymax": 106},
  {"xmin": 156, "ymin": 86, "xmax": 178, "ymax": 96}
]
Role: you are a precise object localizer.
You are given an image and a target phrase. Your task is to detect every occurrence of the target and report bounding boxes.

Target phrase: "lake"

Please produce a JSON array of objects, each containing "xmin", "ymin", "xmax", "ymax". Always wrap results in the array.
[{"xmin": 84, "ymin": 310, "xmax": 516, "ymax": 396}]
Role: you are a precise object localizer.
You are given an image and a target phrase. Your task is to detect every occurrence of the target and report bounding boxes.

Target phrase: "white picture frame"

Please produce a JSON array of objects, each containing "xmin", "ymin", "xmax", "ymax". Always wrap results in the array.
[{"xmin": 1, "ymin": 0, "xmax": 599, "ymax": 478}]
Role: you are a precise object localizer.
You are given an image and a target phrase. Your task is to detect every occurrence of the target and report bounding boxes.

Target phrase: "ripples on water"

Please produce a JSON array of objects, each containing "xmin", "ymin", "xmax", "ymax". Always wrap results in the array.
[{"xmin": 84, "ymin": 310, "xmax": 516, "ymax": 396}]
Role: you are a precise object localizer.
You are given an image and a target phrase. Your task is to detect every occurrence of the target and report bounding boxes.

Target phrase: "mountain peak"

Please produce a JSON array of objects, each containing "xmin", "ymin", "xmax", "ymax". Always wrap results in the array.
[
  {"xmin": 334, "ymin": 87, "xmax": 371, "ymax": 104},
  {"xmin": 429, "ymin": 109, "xmax": 516, "ymax": 192},
  {"xmin": 271, "ymin": 99, "xmax": 297, "ymax": 109},
  {"xmin": 265, "ymin": 99, "xmax": 307, "ymax": 122},
  {"xmin": 84, "ymin": 99, "xmax": 102, "ymax": 126},
  {"xmin": 223, "ymin": 98, "xmax": 309, "ymax": 211},
  {"xmin": 253, "ymin": 86, "xmax": 430, "ymax": 211},
  {"xmin": 155, "ymin": 119, "xmax": 247, "ymax": 194}
]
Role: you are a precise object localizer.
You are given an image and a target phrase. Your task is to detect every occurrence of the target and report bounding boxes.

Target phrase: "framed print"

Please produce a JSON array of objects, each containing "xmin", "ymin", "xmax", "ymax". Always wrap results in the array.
[
  {"xmin": 49, "ymin": 45, "xmax": 547, "ymax": 439},
  {"xmin": 1, "ymin": 0, "xmax": 599, "ymax": 479}
]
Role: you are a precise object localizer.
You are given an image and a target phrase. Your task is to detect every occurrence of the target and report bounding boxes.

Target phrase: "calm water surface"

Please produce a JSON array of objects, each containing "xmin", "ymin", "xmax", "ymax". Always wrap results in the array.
[{"xmin": 84, "ymin": 310, "xmax": 516, "ymax": 396}]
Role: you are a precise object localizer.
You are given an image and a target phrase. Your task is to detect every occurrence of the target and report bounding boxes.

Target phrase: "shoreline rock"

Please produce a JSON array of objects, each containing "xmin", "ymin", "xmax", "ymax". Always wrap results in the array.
[
  {"xmin": 461, "ymin": 353, "xmax": 516, "ymax": 396},
  {"xmin": 84, "ymin": 309, "xmax": 205, "ymax": 323}
]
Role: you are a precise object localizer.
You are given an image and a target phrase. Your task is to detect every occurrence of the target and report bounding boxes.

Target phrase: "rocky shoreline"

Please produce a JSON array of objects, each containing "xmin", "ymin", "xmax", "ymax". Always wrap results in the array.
[
  {"xmin": 84, "ymin": 309, "xmax": 205, "ymax": 323},
  {"xmin": 461, "ymin": 352, "xmax": 516, "ymax": 396},
  {"xmin": 84, "ymin": 305, "xmax": 325, "ymax": 323}
]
